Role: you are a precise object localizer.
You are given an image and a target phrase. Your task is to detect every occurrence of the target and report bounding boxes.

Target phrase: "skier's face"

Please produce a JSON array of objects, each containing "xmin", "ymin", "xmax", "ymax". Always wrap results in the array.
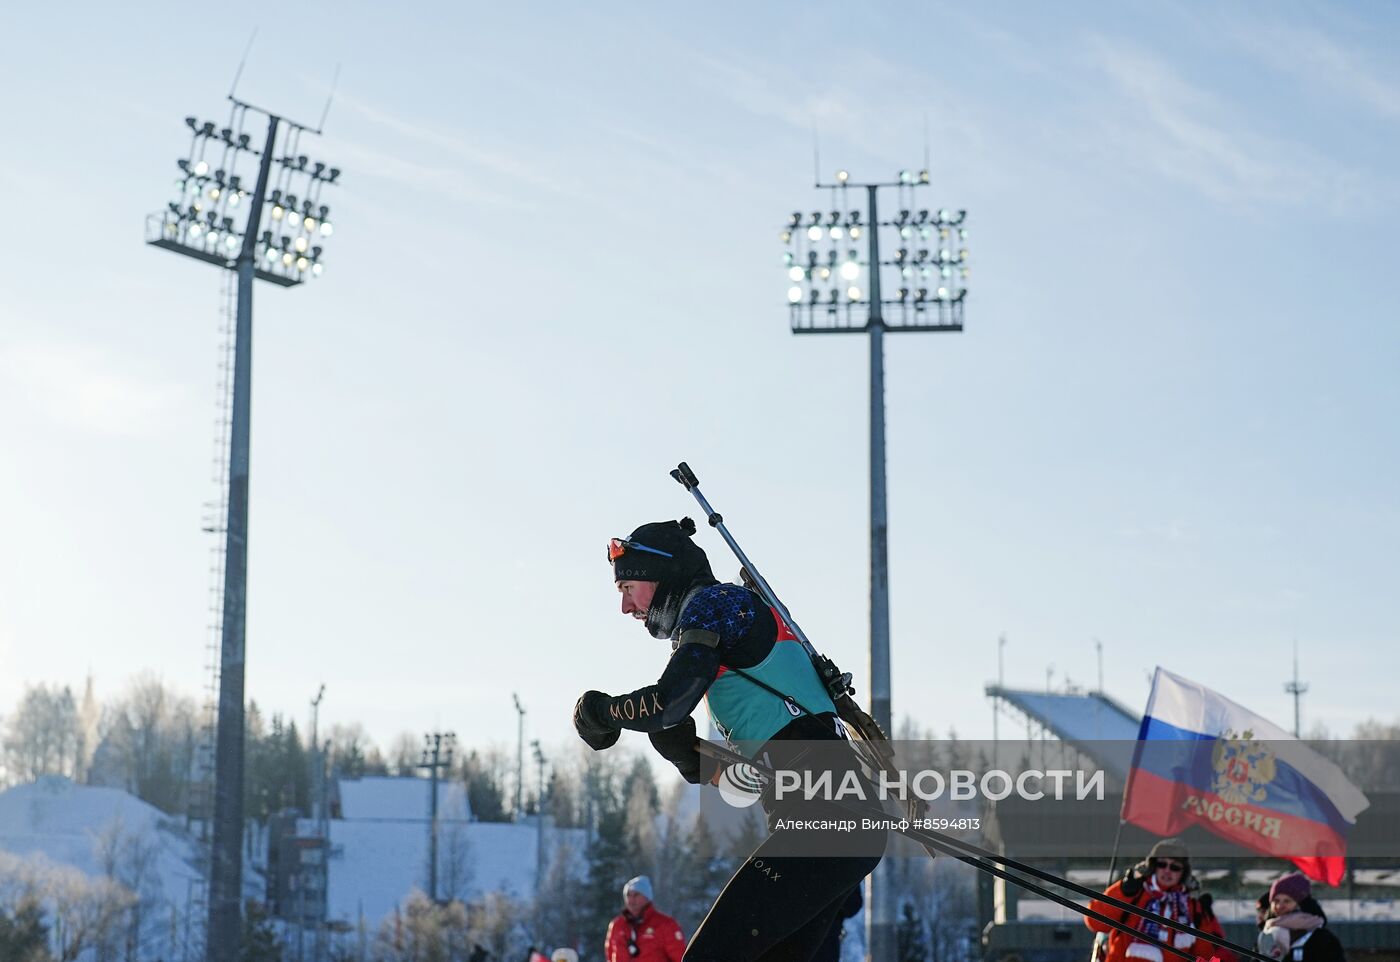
[{"xmin": 618, "ymin": 580, "xmax": 658, "ymax": 619}]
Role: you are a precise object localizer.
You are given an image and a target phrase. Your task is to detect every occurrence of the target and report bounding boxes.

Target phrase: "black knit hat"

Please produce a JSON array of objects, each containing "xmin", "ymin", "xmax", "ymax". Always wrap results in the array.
[
  {"xmin": 612, "ymin": 518, "xmax": 708, "ymax": 584},
  {"xmin": 611, "ymin": 518, "xmax": 717, "ymax": 639}
]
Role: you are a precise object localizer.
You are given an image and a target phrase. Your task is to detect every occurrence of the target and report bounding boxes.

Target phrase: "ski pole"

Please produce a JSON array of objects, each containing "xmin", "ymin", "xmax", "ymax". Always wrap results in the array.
[
  {"xmin": 670, "ymin": 463, "xmax": 822, "ymax": 661},
  {"xmin": 694, "ymin": 739, "xmax": 1266, "ymax": 962}
]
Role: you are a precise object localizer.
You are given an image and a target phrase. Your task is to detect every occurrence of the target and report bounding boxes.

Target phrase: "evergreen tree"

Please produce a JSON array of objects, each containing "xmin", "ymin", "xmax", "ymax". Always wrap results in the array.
[
  {"xmin": 896, "ymin": 900, "xmax": 929, "ymax": 962},
  {"xmin": 582, "ymin": 807, "xmax": 630, "ymax": 956},
  {"xmin": 0, "ymin": 900, "xmax": 52, "ymax": 962},
  {"xmin": 241, "ymin": 900, "xmax": 284, "ymax": 962}
]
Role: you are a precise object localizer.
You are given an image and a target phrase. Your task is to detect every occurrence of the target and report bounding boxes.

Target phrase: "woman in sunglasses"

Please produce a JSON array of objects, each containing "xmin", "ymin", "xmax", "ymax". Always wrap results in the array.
[
  {"xmin": 1085, "ymin": 839, "xmax": 1234, "ymax": 962},
  {"xmin": 573, "ymin": 518, "xmax": 884, "ymax": 962}
]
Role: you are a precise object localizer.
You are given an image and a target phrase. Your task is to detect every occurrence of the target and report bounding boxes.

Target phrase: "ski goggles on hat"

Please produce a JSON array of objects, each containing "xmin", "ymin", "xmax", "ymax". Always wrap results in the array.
[{"xmin": 607, "ymin": 538, "xmax": 675, "ymax": 562}]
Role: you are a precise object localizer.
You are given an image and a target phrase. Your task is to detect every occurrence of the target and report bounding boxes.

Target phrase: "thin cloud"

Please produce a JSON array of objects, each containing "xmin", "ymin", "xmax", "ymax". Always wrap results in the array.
[
  {"xmin": 1084, "ymin": 36, "xmax": 1380, "ymax": 211},
  {"xmin": 1224, "ymin": 17, "xmax": 1400, "ymax": 120},
  {"xmin": 0, "ymin": 341, "xmax": 187, "ymax": 439}
]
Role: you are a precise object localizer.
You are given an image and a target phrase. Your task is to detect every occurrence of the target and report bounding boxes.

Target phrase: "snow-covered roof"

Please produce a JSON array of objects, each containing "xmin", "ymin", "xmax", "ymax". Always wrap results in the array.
[
  {"xmin": 336, "ymin": 775, "xmax": 472, "ymax": 822},
  {"xmin": 320, "ymin": 817, "xmax": 584, "ymax": 926}
]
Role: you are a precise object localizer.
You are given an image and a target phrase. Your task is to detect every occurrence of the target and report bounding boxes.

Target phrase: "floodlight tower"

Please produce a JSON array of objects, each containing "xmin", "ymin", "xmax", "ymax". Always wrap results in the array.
[
  {"xmin": 781, "ymin": 169, "xmax": 968, "ymax": 962},
  {"xmin": 147, "ymin": 97, "xmax": 340, "ymax": 962}
]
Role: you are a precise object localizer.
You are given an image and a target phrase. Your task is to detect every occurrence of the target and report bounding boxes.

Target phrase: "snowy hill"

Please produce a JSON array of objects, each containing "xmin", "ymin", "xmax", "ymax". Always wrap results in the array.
[{"xmin": 0, "ymin": 774, "xmax": 202, "ymax": 899}]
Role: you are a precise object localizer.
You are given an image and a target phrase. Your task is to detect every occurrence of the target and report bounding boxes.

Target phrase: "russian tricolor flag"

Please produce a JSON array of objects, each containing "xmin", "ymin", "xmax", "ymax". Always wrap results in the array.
[{"xmin": 1124, "ymin": 668, "xmax": 1369, "ymax": 885}]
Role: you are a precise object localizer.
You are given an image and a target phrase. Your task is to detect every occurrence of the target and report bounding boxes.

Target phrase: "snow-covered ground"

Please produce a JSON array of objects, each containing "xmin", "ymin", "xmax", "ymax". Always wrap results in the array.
[{"xmin": 0, "ymin": 774, "xmax": 202, "ymax": 902}]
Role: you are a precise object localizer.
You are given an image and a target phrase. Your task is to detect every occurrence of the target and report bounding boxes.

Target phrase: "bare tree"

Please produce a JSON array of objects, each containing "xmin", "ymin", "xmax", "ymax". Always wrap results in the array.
[{"xmin": 2, "ymin": 683, "xmax": 81, "ymax": 782}]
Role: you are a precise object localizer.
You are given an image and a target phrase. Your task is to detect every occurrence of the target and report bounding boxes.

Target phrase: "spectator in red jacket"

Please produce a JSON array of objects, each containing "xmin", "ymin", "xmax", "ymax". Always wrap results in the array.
[
  {"xmin": 605, "ymin": 876, "xmax": 685, "ymax": 962},
  {"xmin": 1086, "ymin": 838, "xmax": 1234, "ymax": 962}
]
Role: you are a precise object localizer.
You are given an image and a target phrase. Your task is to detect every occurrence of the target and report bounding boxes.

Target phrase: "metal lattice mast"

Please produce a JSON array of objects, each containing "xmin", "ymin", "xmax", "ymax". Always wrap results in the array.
[
  {"xmin": 781, "ymin": 168, "xmax": 969, "ymax": 962},
  {"xmin": 147, "ymin": 96, "xmax": 340, "ymax": 962}
]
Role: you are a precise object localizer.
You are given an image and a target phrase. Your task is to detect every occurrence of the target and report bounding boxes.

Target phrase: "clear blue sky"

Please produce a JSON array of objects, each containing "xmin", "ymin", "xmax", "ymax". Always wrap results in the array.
[{"xmin": 1, "ymin": 2, "xmax": 1396, "ymax": 762}]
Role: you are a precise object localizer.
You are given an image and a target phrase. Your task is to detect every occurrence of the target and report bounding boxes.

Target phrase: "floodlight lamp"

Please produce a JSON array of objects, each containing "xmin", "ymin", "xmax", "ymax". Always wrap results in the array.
[
  {"xmin": 959, "ymin": 249, "xmax": 968, "ymax": 261},
  {"xmin": 788, "ymin": 286, "xmax": 803, "ymax": 303},
  {"xmin": 895, "ymin": 248, "xmax": 907, "ymax": 263},
  {"xmin": 207, "ymin": 231, "xmax": 219, "ymax": 246},
  {"xmin": 225, "ymin": 235, "xmax": 238, "ymax": 250},
  {"xmin": 220, "ymin": 128, "xmax": 233, "ymax": 143},
  {"xmin": 270, "ymin": 189, "xmax": 282, "ymax": 202},
  {"xmin": 937, "ymin": 286, "xmax": 949, "ymax": 299},
  {"xmin": 304, "ymin": 216, "xmax": 317, "ymax": 231},
  {"xmin": 221, "ymin": 217, "xmax": 234, "ymax": 230},
  {"xmin": 321, "ymin": 220, "xmax": 334, "ymax": 237},
  {"xmin": 941, "ymin": 266, "xmax": 951, "ymax": 278},
  {"xmin": 168, "ymin": 201, "xmax": 180, "ymax": 214},
  {"xmin": 919, "ymin": 266, "xmax": 931, "ymax": 278},
  {"xmin": 828, "ymin": 289, "xmax": 839, "ymax": 302},
  {"xmin": 899, "ymin": 226, "xmax": 911, "ymax": 239},
  {"xmin": 279, "ymin": 236, "xmax": 290, "ymax": 250},
  {"xmin": 918, "ymin": 170, "xmax": 929, "ymax": 184},
  {"xmin": 296, "ymin": 256, "xmax": 309, "ymax": 271},
  {"xmin": 809, "ymin": 288, "xmax": 819, "ymax": 304},
  {"xmin": 915, "ymin": 288, "xmax": 927, "ymax": 302},
  {"xmin": 827, "ymin": 249, "xmax": 838, "ymax": 265},
  {"xmin": 830, "ymin": 226, "xmax": 843, "ymax": 239},
  {"xmin": 208, "ymin": 187, "xmax": 220, "ymax": 201},
  {"xmin": 261, "ymin": 230, "xmax": 273, "ymax": 244},
  {"xmin": 328, "ymin": 168, "xmax": 340, "ymax": 183},
  {"xmin": 939, "ymin": 249, "xmax": 950, "ymax": 262},
  {"xmin": 302, "ymin": 200, "xmax": 314, "ymax": 215},
  {"xmin": 189, "ymin": 223, "xmax": 202, "ymax": 238},
  {"xmin": 318, "ymin": 204, "xmax": 328, "ymax": 218},
  {"xmin": 898, "ymin": 288, "xmax": 908, "ymax": 302},
  {"xmin": 916, "ymin": 210, "xmax": 928, "ymax": 223},
  {"xmin": 228, "ymin": 192, "xmax": 240, "ymax": 207},
  {"xmin": 896, "ymin": 210, "xmax": 909, "ymax": 225},
  {"xmin": 840, "ymin": 261, "xmax": 859, "ymax": 281},
  {"xmin": 185, "ymin": 116, "xmax": 198, "ymax": 130},
  {"xmin": 192, "ymin": 201, "xmax": 203, "ymax": 214},
  {"xmin": 297, "ymin": 155, "xmax": 308, "ymax": 170},
  {"xmin": 271, "ymin": 205, "xmax": 284, "ymax": 220},
  {"xmin": 847, "ymin": 286, "xmax": 861, "ymax": 300},
  {"xmin": 960, "ymin": 266, "xmax": 969, "ymax": 279},
  {"xmin": 939, "ymin": 227, "xmax": 949, "ymax": 240},
  {"xmin": 818, "ymin": 267, "xmax": 831, "ymax": 280},
  {"xmin": 312, "ymin": 246, "xmax": 322, "ymax": 258},
  {"xmin": 937, "ymin": 208, "xmax": 950, "ymax": 222},
  {"xmin": 177, "ymin": 159, "xmax": 191, "ymax": 173},
  {"xmin": 312, "ymin": 263, "xmax": 323, "ymax": 276},
  {"xmin": 827, "ymin": 211, "xmax": 840, "ymax": 225},
  {"xmin": 780, "ymin": 230, "xmax": 792, "ymax": 244},
  {"xmin": 295, "ymin": 237, "xmax": 308, "ymax": 253},
  {"xmin": 919, "ymin": 227, "xmax": 931, "ymax": 241},
  {"xmin": 194, "ymin": 160, "xmax": 209, "ymax": 176},
  {"xmin": 898, "ymin": 170, "xmax": 911, "ymax": 184},
  {"xmin": 806, "ymin": 251, "xmax": 817, "ymax": 267},
  {"xmin": 789, "ymin": 212, "xmax": 801, "ymax": 227},
  {"xmin": 848, "ymin": 210, "xmax": 862, "ymax": 224},
  {"xmin": 959, "ymin": 228, "xmax": 968, "ymax": 240},
  {"xmin": 917, "ymin": 249, "xmax": 928, "ymax": 262},
  {"xmin": 200, "ymin": 121, "xmax": 215, "ymax": 136},
  {"xmin": 237, "ymin": 134, "xmax": 250, "ymax": 149},
  {"xmin": 807, "ymin": 225, "xmax": 822, "ymax": 241},
  {"xmin": 264, "ymin": 246, "xmax": 277, "ymax": 262},
  {"xmin": 788, "ymin": 266, "xmax": 804, "ymax": 281},
  {"xmin": 313, "ymin": 161, "xmax": 325, "ymax": 176},
  {"xmin": 849, "ymin": 226, "xmax": 861, "ymax": 240},
  {"xmin": 783, "ymin": 252, "xmax": 794, "ymax": 266},
  {"xmin": 836, "ymin": 169, "xmax": 849, "ymax": 182},
  {"xmin": 282, "ymin": 252, "xmax": 293, "ymax": 266},
  {"xmin": 900, "ymin": 266, "xmax": 911, "ymax": 279},
  {"xmin": 286, "ymin": 194, "xmax": 298, "ymax": 210},
  {"xmin": 809, "ymin": 211, "xmax": 822, "ymax": 226}
]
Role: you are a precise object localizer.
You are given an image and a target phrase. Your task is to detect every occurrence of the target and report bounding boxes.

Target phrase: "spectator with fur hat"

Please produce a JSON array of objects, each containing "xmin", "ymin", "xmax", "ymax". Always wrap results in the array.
[{"xmin": 1086, "ymin": 838, "xmax": 1234, "ymax": 962}]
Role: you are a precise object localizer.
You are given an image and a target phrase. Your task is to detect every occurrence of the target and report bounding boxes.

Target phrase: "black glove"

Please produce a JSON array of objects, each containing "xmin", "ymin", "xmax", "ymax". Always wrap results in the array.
[
  {"xmin": 573, "ymin": 690, "xmax": 619, "ymax": 751},
  {"xmin": 649, "ymin": 717, "xmax": 705, "ymax": 784},
  {"xmin": 1198, "ymin": 892, "xmax": 1214, "ymax": 919},
  {"xmin": 1121, "ymin": 861, "xmax": 1151, "ymax": 898}
]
